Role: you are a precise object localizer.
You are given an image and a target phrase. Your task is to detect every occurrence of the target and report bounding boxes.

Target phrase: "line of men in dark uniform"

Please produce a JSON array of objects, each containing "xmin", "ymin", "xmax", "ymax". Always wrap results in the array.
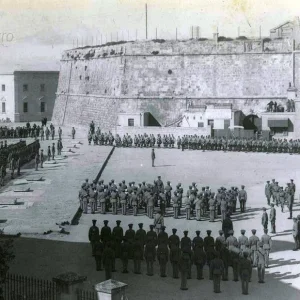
[
  {"xmin": 0, "ymin": 139, "xmax": 40, "ymax": 185},
  {"xmin": 89, "ymin": 219, "xmax": 272, "ymax": 295},
  {"xmin": 87, "ymin": 128, "xmax": 300, "ymax": 154},
  {"xmin": 0, "ymin": 123, "xmax": 63, "ymax": 141},
  {"xmin": 78, "ymin": 177, "xmax": 249, "ymax": 222}
]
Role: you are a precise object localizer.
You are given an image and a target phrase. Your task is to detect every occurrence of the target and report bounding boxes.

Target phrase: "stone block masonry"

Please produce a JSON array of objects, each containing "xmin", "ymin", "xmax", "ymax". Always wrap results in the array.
[{"xmin": 52, "ymin": 39, "xmax": 299, "ymax": 129}]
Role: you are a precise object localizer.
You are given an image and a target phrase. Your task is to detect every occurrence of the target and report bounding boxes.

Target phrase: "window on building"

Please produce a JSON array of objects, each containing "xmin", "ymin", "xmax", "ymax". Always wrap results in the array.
[
  {"xmin": 23, "ymin": 102, "xmax": 28, "ymax": 113},
  {"xmin": 41, "ymin": 102, "xmax": 45, "ymax": 113},
  {"xmin": 128, "ymin": 118, "xmax": 134, "ymax": 126},
  {"xmin": 198, "ymin": 122, "xmax": 204, "ymax": 127},
  {"xmin": 2, "ymin": 84, "xmax": 5, "ymax": 91},
  {"xmin": 23, "ymin": 84, "xmax": 28, "ymax": 92},
  {"xmin": 40, "ymin": 84, "xmax": 45, "ymax": 92},
  {"xmin": 2, "ymin": 102, "xmax": 5, "ymax": 113}
]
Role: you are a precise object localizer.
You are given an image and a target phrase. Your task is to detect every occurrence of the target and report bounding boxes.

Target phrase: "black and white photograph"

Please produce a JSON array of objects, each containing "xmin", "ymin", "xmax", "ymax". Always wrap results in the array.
[{"xmin": 1, "ymin": 0, "xmax": 300, "ymax": 299}]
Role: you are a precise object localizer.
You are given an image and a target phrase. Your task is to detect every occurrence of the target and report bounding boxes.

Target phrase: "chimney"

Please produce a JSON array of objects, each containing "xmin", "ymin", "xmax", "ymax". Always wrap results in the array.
[{"xmin": 213, "ymin": 33, "xmax": 219, "ymax": 43}]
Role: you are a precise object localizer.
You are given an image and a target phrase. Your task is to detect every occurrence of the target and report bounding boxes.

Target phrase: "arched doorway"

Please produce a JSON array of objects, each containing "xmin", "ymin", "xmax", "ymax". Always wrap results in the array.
[{"xmin": 243, "ymin": 114, "xmax": 261, "ymax": 131}]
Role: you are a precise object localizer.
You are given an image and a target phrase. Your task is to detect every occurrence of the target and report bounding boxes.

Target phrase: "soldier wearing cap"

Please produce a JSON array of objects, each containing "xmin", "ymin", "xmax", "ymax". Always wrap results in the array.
[
  {"xmin": 112, "ymin": 220, "xmax": 123, "ymax": 258},
  {"xmin": 169, "ymin": 228, "xmax": 180, "ymax": 248},
  {"xmin": 290, "ymin": 179, "xmax": 296, "ymax": 199},
  {"xmin": 151, "ymin": 148, "xmax": 155, "ymax": 167},
  {"xmin": 172, "ymin": 191, "xmax": 179, "ymax": 219},
  {"xmin": 273, "ymin": 181, "xmax": 280, "ymax": 206},
  {"xmin": 220, "ymin": 197, "xmax": 227, "ymax": 222},
  {"xmin": 249, "ymin": 229, "xmax": 259, "ymax": 267},
  {"xmin": 158, "ymin": 225, "xmax": 168, "ymax": 246},
  {"xmin": 204, "ymin": 230, "xmax": 215, "ymax": 271},
  {"xmin": 238, "ymin": 230, "xmax": 249, "ymax": 252},
  {"xmin": 146, "ymin": 224, "xmax": 158, "ymax": 247},
  {"xmin": 192, "ymin": 231, "xmax": 204, "ymax": 250},
  {"xmin": 238, "ymin": 185, "xmax": 247, "ymax": 213},
  {"xmin": 101, "ymin": 220, "xmax": 112, "ymax": 248},
  {"xmin": 208, "ymin": 195, "xmax": 216, "ymax": 222},
  {"xmin": 265, "ymin": 180, "xmax": 271, "ymax": 206},
  {"xmin": 215, "ymin": 230, "xmax": 225, "ymax": 252},
  {"xmin": 185, "ymin": 195, "xmax": 191, "ymax": 220},
  {"xmin": 135, "ymin": 223, "xmax": 146, "ymax": 256},
  {"xmin": 93, "ymin": 235, "xmax": 104, "ymax": 271},
  {"xmin": 193, "ymin": 238, "xmax": 206, "ymax": 280},
  {"xmin": 269, "ymin": 203, "xmax": 276, "ymax": 233},
  {"xmin": 125, "ymin": 223, "xmax": 135, "ymax": 259},
  {"xmin": 147, "ymin": 192, "xmax": 155, "ymax": 219},
  {"xmin": 164, "ymin": 181, "xmax": 172, "ymax": 207},
  {"xmin": 257, "ymin": 241, "xmax": 266, "ymax": 283},
  {"xmin": 261, "ymin": 207, "xmax": 268, "ymax": 231},
  {"xmin": 88, "ymin": 219, "xmax": 100, "ymax": 256},
  {"xmin": 261, "ymin": 228, "xmax": 272, "ymax": 268},
  {"xmin": 286, "ymin": 182, "xmax": 294, "ymax": 219},
  {"xmin": 89, "ymin": 185, "xmax": 97, "ymax": 214}
]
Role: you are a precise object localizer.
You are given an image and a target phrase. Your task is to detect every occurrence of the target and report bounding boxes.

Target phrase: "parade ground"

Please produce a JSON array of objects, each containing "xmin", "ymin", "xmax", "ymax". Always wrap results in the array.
[{"xmin": 1, "ymin": 126, "xmax": 300, "ymax": 299}]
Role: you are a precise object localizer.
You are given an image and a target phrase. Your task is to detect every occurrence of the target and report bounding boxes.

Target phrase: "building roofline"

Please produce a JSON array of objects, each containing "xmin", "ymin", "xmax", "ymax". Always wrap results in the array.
[
  {"xmin": 270, "ymin": 21, "xmax": 293, "ymax": 31},
  {"xmin": 0, "ymin": 73, "xmax": 14, "ymax": 75}
]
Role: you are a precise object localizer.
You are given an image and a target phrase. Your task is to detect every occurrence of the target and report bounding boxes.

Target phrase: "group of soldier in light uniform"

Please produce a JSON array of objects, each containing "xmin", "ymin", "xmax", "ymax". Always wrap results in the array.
[
  {"xmin": 89, "ymin": 219, "xmax": 272, "ymax": 294},
  {"xmin": 87, "ymin": 126, "xmax": 300, "ymax": 154},
  {"xmin": 78, "ymin": 176, "xmax": 251, "ymax": 223}
]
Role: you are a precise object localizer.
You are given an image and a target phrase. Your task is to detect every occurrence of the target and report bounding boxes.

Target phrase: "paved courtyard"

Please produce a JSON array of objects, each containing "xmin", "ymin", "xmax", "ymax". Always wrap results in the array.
[{"xmin": 1, "ymin": 132, "xmax": 300, "ymax": 299}]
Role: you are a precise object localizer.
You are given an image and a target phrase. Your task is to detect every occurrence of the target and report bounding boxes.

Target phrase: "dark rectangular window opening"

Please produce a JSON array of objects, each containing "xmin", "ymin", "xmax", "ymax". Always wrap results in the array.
[
  {"xmin": 23, "ymin": 84, "xmax": 28, "ymax": 92},
  {"xmin": 41, "ymin": 102, "xmax": 45, "ymax": 113},
  {"xmin": 2, "ymin": 84, "xmax": 5, "ymax": 91},
  {"xmin": 2, "ymin": 102, "xmax": 5, "ymax": 113},
  {"xmin": 40, "ymin": 84, "xmax": 45, "ymax": 92},
  {"xmin": 128, "ymin": 118, "xmax": 134, "ymax": 126},
  {"xmin": 23, "ymin": 102, "xmax": 28, "ymax": 113},
  {"xmin": 198, "ymin": 122, "xmax": 204, "ymax": 128}
]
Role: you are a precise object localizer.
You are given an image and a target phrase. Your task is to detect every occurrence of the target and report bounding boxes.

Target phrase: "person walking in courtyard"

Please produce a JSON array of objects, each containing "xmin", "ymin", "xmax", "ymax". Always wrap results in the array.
[
  {"xmin": 151, "ymin": 148, "xmax": 155, "ymax": 167},
  {"xmin": 270, "ymin": 203, "xmax": 276, "ymax": 233},
  {"xmin": 261, "ymin": 228, "xmax": 272, "ymax": 268},
  {"xmin": 261, "ymin": 207, "xmax": 268, "ymax": 231}
]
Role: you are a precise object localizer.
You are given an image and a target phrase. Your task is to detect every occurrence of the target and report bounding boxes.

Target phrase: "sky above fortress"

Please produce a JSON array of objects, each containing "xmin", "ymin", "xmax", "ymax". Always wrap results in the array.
[{"xmin": 0, "ymin": 0, "xmax": 299, "ymax": 72}]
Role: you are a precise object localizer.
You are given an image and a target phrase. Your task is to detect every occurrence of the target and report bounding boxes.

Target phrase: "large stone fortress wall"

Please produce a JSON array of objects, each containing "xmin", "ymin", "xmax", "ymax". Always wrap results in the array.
[{"xmin": 52, "ymin": 39, "xmax": 300, "ymax": 128}]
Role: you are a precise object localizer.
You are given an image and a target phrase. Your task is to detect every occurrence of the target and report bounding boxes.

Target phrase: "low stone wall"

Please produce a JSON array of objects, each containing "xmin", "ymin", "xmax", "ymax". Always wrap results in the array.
[{"xmin": 111, "ymin": 125, "xmax": 211, "ymax": 137}]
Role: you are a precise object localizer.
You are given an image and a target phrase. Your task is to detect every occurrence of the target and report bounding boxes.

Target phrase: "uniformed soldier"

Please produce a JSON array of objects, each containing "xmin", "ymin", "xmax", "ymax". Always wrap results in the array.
[
  {"xmin": 185, "ymin": 196, "xmax": 191, "ymax": 220},
  {"xmin": 135, "ymin": 223, "xmax": 146, "ymax": 257},
  {"xmin": 292, "ymin": 217, "xmax": 299, "ymax": 251},
  {"xmin": 209, "ymin": 196, "xmax": 216, "ymax": 222},
  {"xmin": 88, "ymin": 219, "xmax": 100, "ymax": 256},
  {"xmin": 40, "ymin": 149, "xmax": 44, "ymax": 168},
  {"xmin": 101, "ymin": 220, "xmax": 112, "ymax": 248},
  {"xmin": 147, "ymin": 192, "xmax": 155, "ymax": 219},
  {"xmin": 222, "ymin": 213, "xmax": 233, "ymax": 239},
  {"xmin": 179, "ymin": 250, "xmax": 191, "ymax": 290},
  {"xmin": 112, "ymin": 220, "xmax": 123, "ymax": 258},
  {"xmin": 168, "ymin": 228, "xmax": 180, "ymax": 249},
  {"xmin": 172, "ymin": 191, "xmax": 179, "ymax": 219},
  {"xmin": 72, "ymin": 127, "xmax": 76, "ymax": 139},
  {"xmin": 102, "ymin": 242, "xmax": 114, "ymax": 280},
  {"xmin": 133, "ymin": 236, "xmax": 143, "ymax": 274},
  {"xmin": 238, "ymin": 185, "xmax": 247, "ymax": 213},
  {"xmin": 193, "ymin": 242, "xmax": 206, "ymax": 280},
  {"xmin": 220, "ymin": 198, "xmax": 227, "ymax": 221},
  {"xmin": 220, "ymin": 242, "xmax": 230, "ymax": 281},
  {"xmin": 170, "ymin": 242, "xmax": 181, "ymax": 279},
  {"xmin": 261, "ymin": 207, "xmax": 268, "ymax": 231},
  {"xmin": 110, "ymin": 188, "xmax": 118, "ymax": 215},
  {"xmin": 265, "ymin": 181, "xmax": 271, "ymax": 206},
  {"xmin": 215, "ymin": 230, "xmax": 225, "ymax": 252},
  {"xmin": 51, "ymin": 143, "xmax": 55, "ymax": 160},
  {"xmin": 249, "ymin": 229, "xmax": 259, "ymax": 267},
  {"xmin": 257, "ymin": 241, "xmax": 266, "ymax": 283},
  {"xmin": 239, "ymin": 252, "xmax": 252, "ymax": 295},
  {"xmin": 146, "ymin": 224, "xmax": 158, "ymax": 247},
  {"xmin": 210, "ymin": 251, "xmax": 224, "ymax": 293},
  {"xmin": 270, "ymin": 203, "xmax": 276, "ymax": 233},
  {"xmin": 158, "ymin": 225, "xmax": 168, "ymax": 246},
  {"xmin": 47, "ymin": 145, "xmax": 51, "ymax": 161},
  {"xmin": 157, "ymin": 242, "xmax": 169, "ymax": 277},
  {"xmin": 94, "ymin": 236, "xmax": 104, "ymax": 271},
  {"xmin": 192, "ymin": 231, "xmax": 204, "ymax": 250},
  {"xmin": 165, "ymin": 181, "xmax": 172, "ymax": 207},
  {"xmin": 238, "ymin": 230, "xmax": 249, "ymax": 252},
  {"xmin": 261, "ymin": 228, "xmax": 272, "ymax": 268},
  {"xmin": 181, "ymin": 231, "xmax": 192, "ymax": 253},
  {"xmin": 151, "ymin": 148, "xmax": 155, "ymax": 167},
  {"xmin": 125, "ymin": 223, "xmax": 135, "ymax": 259},
  {"xmin": 204, "ymin": 230, "xmax": 215, "ymax": 270},
  {"xmin": 144, "ymin": 239, "xmax": 156, "ymax": 276}
]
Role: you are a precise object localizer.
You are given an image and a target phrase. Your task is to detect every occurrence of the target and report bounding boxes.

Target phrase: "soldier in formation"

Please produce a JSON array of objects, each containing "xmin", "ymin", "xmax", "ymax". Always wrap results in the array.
[{"xmin": 87, "ymin": 220, "xmax": 271, "ymax": 295}]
